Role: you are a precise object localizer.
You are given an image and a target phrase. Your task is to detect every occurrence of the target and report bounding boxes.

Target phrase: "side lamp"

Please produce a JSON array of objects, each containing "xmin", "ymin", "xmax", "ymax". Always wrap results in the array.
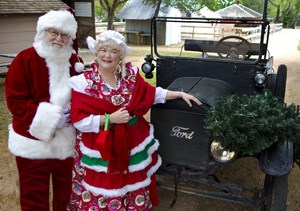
[{"xmin": 141, "ymin": 55, "xmax": 155, "ymax": 79}]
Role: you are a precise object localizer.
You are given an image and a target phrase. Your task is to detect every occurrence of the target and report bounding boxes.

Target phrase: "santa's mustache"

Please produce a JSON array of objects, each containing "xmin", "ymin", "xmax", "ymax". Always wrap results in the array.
[{"xmin": 51, "ymin": 41, "xmax": 64, "ymax": 47}]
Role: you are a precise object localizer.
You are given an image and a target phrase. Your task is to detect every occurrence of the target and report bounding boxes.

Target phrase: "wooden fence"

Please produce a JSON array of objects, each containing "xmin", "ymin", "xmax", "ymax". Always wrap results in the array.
[
  {"xmin": 95, "ymin": 22, "xmax": 125, "ymax": 34},
  {"xmin": 181, "ymin": 23, "xmax": 283, "ymax": 41},
  {"xmin": 95, "ymin": 22, "xmax": 282, "ymax": 42}
]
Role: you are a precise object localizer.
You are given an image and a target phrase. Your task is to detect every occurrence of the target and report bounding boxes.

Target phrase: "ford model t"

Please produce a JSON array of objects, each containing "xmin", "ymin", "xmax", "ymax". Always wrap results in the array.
[{"xmin": 141, "ymin": 0, "xmax": 293, "ymax": 210}]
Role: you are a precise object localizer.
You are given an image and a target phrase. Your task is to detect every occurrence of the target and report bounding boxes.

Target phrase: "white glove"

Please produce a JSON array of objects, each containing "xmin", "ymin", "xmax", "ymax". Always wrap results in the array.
[{"xmin": 57, "ymin": 108, "xmax": 71, "ymax": 129}]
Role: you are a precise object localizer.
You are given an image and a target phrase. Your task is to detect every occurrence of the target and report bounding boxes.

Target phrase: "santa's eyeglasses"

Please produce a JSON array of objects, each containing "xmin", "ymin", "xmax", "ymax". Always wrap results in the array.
[{"xmin": 46, "ymin": 29, "xmax": 70, "ymax": 39}]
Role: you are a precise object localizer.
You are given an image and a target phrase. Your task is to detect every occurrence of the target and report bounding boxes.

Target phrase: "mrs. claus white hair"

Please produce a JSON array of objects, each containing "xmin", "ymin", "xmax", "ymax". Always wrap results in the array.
[{"xmin": 86, "ymin": 30, "xmax": 130, "ymax": 77}]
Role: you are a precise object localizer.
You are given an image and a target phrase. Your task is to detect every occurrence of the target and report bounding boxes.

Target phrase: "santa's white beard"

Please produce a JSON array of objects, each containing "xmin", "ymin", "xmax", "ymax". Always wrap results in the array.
[
  {"xmin": 33, "ymin": 38, "xmax": 74, "ymax": 106},
  {"xmin": 34, "ymin": 39, "xmax": 73, "ymax": 64}
]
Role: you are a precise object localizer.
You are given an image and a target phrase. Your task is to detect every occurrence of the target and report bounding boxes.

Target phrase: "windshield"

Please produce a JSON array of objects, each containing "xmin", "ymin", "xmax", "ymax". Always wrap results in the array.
[{"xmin": 152, "ymin": 1, "xmax": 273, "ymax": 63}]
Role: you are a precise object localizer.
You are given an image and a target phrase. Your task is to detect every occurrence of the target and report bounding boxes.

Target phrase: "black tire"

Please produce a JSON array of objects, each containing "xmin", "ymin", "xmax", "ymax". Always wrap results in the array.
[
  {"xmin": 274, "ymin": 64, "xmax": 287, "ymax": 100},
  {"xmin": 262, "ymin": 174, "xmax": 288, "ymax": 211}
]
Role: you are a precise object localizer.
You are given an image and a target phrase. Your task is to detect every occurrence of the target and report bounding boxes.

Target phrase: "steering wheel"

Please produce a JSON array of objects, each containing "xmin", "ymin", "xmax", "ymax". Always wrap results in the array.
[{"xmin": 216, "ymin": 36, "xmax": 253, "ymax": 59}]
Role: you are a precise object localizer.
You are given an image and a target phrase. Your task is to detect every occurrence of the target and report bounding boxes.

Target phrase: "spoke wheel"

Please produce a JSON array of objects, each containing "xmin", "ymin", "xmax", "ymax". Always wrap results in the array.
[{"xmin": 262, "ymin": 174, "xmax": 288, "ymax": 211}]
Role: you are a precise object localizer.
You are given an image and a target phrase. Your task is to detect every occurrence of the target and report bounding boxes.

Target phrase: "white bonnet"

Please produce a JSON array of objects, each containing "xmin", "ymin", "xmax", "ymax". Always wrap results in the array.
[
  {"xmin": 86, "ymin": 30, "xmax": 130, "ymax": 57},
  {"xmin": 36, "ymin": 10, "xmax": 77, "ymax": 39}
]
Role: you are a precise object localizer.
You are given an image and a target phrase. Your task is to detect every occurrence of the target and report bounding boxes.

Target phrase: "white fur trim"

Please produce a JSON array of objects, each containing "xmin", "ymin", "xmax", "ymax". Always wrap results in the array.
[
  {"xmin": 8, "ymin": 124, "xmax": 76, "ymax": 159},
  {"xmin": 81, "ymin": 139, "xmax": 159, "ymax": 173},
  {"xmin": 80, "ymin": 141, "xmax": 101, "ymax": 158},
  {"xmin": 79, "ymin": 123, "xmax": 159, "ymax": 173},
  {"xmin": 80, "ymin": 162, "xmax": 107, "ymax": 173},
  {"xmin": 82, "ymin": 155, "xmax": 162, "ymax": 197},
  {"xmin": 36, "ymin": 10, "xmax": 77, "ymax": 39},
  {"xmin": 131, "ymin": 124, "xmax": 155, "ymax": 154},
  {"xmin": 29, "ymin": 102, "xmax": 62, "ymax": 141},
  {"xmin": 75, "ymin": 62, "xmax": 85, "ymax": 73},
  {"xmin": 129, "ymin": 139, "xmax": 160, "ymax": 172},
  {"xmin": 47, "ymin": 60, "xmax": 72, "ymax": 107},
  {"xmin": 80, "ymin": 123, "xmax": 155, "ymax": 158}
]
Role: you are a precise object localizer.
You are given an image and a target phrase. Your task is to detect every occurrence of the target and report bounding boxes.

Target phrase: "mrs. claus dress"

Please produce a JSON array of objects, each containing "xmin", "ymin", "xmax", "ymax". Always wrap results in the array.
[{"xmin": 68, "ymin": 62, "xmax": 167, "ymax": 210}]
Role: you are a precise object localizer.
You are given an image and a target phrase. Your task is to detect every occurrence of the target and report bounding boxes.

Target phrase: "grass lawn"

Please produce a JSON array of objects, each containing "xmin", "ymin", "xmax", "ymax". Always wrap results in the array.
[{"xmin": 0, "ymin": 78, "xmax": 10, "ymax": 141}]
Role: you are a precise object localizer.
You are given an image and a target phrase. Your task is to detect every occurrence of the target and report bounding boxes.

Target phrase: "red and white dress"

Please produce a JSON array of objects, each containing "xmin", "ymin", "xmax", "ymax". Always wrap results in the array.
[{"xmin": 68, "ymin": 62, "xmax": 167, "ymax": 211}]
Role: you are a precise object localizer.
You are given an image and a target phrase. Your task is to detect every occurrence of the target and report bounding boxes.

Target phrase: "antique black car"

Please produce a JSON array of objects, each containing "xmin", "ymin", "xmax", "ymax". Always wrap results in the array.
[{"xmin": 141, "ymin": 1, "xmax": 292, "ymax": 210}]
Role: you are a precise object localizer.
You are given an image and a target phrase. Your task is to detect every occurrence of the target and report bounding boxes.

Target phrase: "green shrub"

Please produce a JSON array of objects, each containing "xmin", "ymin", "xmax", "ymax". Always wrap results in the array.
[{"xmin": 204, "ymin": 91, "xmax": 300, "ymax": 165}]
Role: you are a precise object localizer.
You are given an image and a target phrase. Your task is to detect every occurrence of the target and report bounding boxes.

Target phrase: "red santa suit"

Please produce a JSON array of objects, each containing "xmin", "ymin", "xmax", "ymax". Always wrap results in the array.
[
  {"xmin": 5, "ymin": 10, "xmax": 83, "ymax": 211},
  {"xmin": 6, "ymin": 46, "xmax": 80, "ymax": 158}
]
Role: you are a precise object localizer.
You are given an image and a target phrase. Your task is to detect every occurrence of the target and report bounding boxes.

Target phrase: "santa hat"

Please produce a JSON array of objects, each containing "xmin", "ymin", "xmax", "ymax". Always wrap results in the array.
[
  {"xmin": 65, "ymin": 8, "xmax": 84, "ymax": 72},
  {"xmin": 36, "ymin": 10, "xmax": 78, "ymax": 40},
  {"xmin": 35, "ymin": 9, "xmax": 84, "ymax": 73},
  {"xmin": 66, "ymin": 8, "xmax": 79, "ymax": 54}
]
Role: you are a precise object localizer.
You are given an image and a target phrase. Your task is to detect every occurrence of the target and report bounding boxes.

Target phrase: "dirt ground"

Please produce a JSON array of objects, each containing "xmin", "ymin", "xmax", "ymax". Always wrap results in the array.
[{"xmin": 1, "ymin": 28, "xmax": 300, "ymax": 210}]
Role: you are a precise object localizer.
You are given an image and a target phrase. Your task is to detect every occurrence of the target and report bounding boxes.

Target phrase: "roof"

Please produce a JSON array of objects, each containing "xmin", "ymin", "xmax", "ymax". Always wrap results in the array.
[
  {"xmin": 117, "ymin": 0, "xmax": 180, "ymax": 20},
  {"xmin": 196, "ymin": 6, "xmax": 222, "ymax": 18},
  {"xmin": 216, "ymin": 3, "xmax": 262, "ymax": 19},
  {"xmin": 0, "ymin": 0, "xmax": 69, "ymax": 15}
]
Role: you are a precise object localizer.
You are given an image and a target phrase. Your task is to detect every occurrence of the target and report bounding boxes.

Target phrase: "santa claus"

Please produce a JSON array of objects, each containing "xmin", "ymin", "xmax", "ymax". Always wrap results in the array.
[{"xmin": 5, "ymin": 9, "xmax": 83, "ymax": 210}]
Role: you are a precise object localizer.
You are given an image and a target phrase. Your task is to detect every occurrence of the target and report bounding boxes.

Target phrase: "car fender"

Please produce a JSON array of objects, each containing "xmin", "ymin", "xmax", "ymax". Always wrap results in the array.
[{"xmin": 259, "ymin": 138, "xmax": 293, "ymax": 176}]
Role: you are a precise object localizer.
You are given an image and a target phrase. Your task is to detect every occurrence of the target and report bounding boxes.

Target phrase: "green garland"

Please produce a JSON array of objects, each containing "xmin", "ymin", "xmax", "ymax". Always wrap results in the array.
[{"xmin": 204, "ymin": 91, "xmax": 300, "ymax": 166}]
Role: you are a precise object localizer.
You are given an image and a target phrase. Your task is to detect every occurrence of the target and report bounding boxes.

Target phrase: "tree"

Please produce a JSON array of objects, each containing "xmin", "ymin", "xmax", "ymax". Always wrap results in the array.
[
  {"xmin": 95, "ymin": 0, "xmax": 106, "ymax": 21},
  {"xmin": 218, "ymin": 0, "xmax": 235, "ymax": 9},
  {"xmin": 97, "ymin": 0, "xmax": 128, "ymax": 29},
  {"xmin": 282, "ymin": 7, "xmax": 299, "ymax": 27},
  {"xmin": 146, "ymin": 0, "xmax": 218, "ymax": 17},
  {"xmin": 268, "ymin": 0, "xmax": 300, "ymax": 23}
]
